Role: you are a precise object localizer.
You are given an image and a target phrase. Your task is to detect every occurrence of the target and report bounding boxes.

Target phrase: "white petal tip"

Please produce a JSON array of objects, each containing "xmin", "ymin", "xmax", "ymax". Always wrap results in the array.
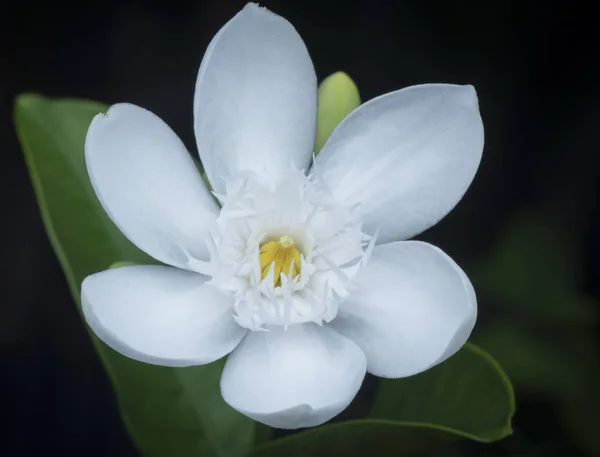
[
  {"xmin": 241, "ymin": 3, "xmax": 281, "ymax": 22},
  {"xmin": 91, "ymin": 102, "xmax": 130, "ymax": 121},
  {"xmin": 86, "ymin": 103, "xmax": 145, "ymax": 142},
  {"xmin": 244, "ymin": 3, "xmax": 272, "ymax": 14},
  {"xmin": 463, "ymin": 84, "xmax": 479, "ymax": 105}
]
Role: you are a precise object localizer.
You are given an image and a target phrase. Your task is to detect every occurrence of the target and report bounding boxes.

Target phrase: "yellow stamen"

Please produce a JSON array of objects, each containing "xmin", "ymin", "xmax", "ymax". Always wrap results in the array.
[{"xmin": 259, "ymin": 236, "xmax": 301, "ymax": 287}]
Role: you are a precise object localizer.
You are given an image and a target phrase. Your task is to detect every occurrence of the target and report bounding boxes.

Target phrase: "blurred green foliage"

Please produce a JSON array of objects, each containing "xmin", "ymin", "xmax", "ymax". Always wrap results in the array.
[{"xmin": 473, "ymin": 211, "xmax": 600, "ymax": 456}]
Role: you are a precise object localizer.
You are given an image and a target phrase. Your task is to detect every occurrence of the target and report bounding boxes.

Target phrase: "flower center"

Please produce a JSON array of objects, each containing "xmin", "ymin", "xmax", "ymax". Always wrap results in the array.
[
  {"xmin": 259, "ymin": 236, "xmax": 301, "ymax": 287},
  {"xmin": 208, "ymin": 169, "xmax": 373, "ymax": 330}
]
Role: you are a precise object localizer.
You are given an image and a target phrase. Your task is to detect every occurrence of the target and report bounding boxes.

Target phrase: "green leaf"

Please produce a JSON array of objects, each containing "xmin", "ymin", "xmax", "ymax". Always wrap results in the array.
[
  {"xmin": 14, "ymin": 94, "xmax": 254, "ymax": 457},
  {"xmin": 252, "ymin": 421, "xmax": 459, "ymax": 457},
  {"xmin": 253, "ymin": 344, "xmax": 514, "ymax": 457},
  {"xmin": 315, "ymin": 71, "xmax": 360, "ymax": 153},
  {"xmin": 476, "ymin": 321, "xmax": 600, "ymax": 456},
  {"xmin": 371, "ymin": 343, "xmax": 514, "ymax": 441}
]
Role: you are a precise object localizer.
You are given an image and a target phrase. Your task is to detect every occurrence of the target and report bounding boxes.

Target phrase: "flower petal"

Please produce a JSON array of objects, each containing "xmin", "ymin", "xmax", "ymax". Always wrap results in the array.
[
  {"xmin": 331, "ymin": 241, "xmax": 476, "ymax": 378},
  {"xmin": 220, "ymin": 323, "xmax": 366, "ymax": 429},
  {"xmin": 194, "ymin": 3, "xmax": 317, "ymax": 195},
  {"xmin": 311, "ymin": 84, "xmax": 484, "ymax": 243},
  {"xmin": 86, "ymin": 103, "xmax": 219, "ymax": 270},
  {"xmin": 82, "ymin": 265, "xmax": 245, "ymax": 367}
]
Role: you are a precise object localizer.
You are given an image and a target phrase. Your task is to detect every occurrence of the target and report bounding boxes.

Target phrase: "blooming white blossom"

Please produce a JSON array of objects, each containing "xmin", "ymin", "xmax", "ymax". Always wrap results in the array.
[{"xmin": 82, "ymin": 3, "xmax": 483, "ymax": 430}]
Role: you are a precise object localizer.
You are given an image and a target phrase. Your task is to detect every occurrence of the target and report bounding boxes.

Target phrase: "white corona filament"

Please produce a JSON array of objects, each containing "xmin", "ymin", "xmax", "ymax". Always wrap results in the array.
[{"xmin": 207, "ymin": 168, "xmax": 374, "ymax": 330}]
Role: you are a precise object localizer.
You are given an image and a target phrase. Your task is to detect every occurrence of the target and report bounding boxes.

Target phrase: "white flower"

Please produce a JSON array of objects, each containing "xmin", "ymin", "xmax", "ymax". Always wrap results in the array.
[{"xmin": 81, "ymin": 3, "xmax": 483, "ymax": 430}]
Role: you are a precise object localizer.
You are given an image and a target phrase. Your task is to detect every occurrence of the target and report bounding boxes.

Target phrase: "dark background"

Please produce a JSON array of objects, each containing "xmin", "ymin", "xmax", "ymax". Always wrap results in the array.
[{"xmin": 2, "ymin": 1, "xmax": 599, "ymax": 456}]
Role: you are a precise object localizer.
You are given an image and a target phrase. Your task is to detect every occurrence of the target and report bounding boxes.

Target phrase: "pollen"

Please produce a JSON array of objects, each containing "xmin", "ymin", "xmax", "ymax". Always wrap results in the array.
[{"xmin": 259, "ymin": 236, "xmax": 301, "ymax": 287}]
